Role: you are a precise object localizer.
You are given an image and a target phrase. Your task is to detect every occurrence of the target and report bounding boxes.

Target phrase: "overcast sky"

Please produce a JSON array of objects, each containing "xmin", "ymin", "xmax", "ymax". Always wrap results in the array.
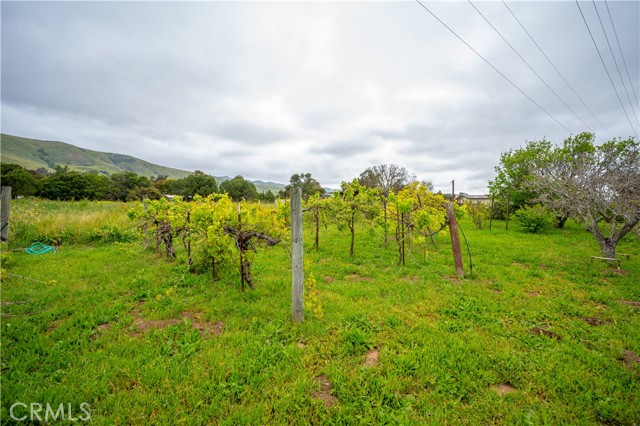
[{"xmin": 2, "ymin": 1, "xmax": 638, "ymax": 193}]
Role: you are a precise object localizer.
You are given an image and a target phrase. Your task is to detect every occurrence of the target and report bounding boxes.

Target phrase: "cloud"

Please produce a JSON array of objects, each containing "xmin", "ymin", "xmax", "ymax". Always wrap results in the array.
[{"xmin": 1, "ymin": 1, "xmax": 638, "ymax": 194}]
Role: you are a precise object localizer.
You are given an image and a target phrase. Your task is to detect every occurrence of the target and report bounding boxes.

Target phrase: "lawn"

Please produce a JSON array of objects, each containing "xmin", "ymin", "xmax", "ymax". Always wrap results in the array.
[{"xmin": 1, "ymin": 199, "xmax": 639, "ymax": 425}]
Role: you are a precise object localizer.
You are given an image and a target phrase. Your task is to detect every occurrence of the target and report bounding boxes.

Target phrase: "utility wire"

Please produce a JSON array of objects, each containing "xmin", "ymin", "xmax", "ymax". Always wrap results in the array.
[
  {"xmin": 414, "ymin": 0, "xmax": 573, "ymax": 134},
  {"xmin": 604, "ymin": 0, "xmax": 640, "ymax": 107},
  {"xmin": 469, "ymin": 1, "xmax": 593, "ymax": 136},
  {"xmin": 591, "ymin": 0, "xmax": 640, "ymax": 129},
  {"xmin": 575, "ymin": 0, "xmax": 638, "ymax": 138},
  {"xmin": 604, "ymin": 1, "xmax": 640, "ymax": 110},
  {"xmin": 501, "ymin": 0, "xmax": 614, "ymax": 139}
]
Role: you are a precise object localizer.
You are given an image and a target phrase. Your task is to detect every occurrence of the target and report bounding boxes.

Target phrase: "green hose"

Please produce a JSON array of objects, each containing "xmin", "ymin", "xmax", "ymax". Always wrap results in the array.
[{"xmin": 25, "ymin": 242, "xmax": 57, "ymax": 255}]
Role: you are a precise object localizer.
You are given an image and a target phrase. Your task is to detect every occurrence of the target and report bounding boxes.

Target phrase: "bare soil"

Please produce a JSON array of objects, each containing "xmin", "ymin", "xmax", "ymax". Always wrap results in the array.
[
  {"xmin": 530, "ymin": 327, "xmax": 562, "ymax": 341},
  {"xmin": 617, "ymin": 300, "xmax": 640, "ymax": 308},
  {"xmin": 582, "ymin": 317, "xmax": 610, "ymax": 326},
  {"xmin": 363, "ymin": 349, "xmax": 380, "ymax": 368},
  {"xmin": 491, "ymin": 384, "xmax": 517, "ymax": 396},
  {"xmin": 130, "ymin": 310, "xmax": 223, "ymax": 338},
  {"xmin": 312, "ymin": 375, "xmax": 337, "ymax": 407},
  {"xmin": 619, "ymin": 350, "xmax": 640, "ymax": 372}
]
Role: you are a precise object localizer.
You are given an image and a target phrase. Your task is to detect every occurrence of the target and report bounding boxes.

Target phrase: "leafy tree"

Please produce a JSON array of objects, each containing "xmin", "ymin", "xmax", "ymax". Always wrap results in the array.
[
  {"xmin": 219, "ymin": 175, "xmax": 258, "ymax": 201},
  {"xmin": 38, "ymin": 170, "xmax": 101, "ymax": 201},
  {"xmin": 489, "ymin": 140, "xmax": 573, "ymax": 228},
  {"xmin": 331, "ymin": 179, "xmax": 380, "ymax": 257},
  {"xmin": 387, "ymin": 182, "xmax": 447, "ymax": 265},
  {"xmin": 489, "ymin": 140, "xmax": 550, "ymax": 213},
  {"xmin": 529, "ymin": 133, "xmax": 640, "ymax": 258},
  {"xmin": 0, "ymin": 163, "xmax": 39, "ymax": 197},
  {"xmin": 169, "ymin": 170, "xmax": 218, "ymax": 198},
  {"xmin": 109, "ymin": 171, "xmax": 151, "ymax": 202},
  {"xmin": 358, "ymin": 164, "xmax": 416, "ymax": 244},
  {"xmin": 258, "ymin": 190, "xmax": 276, "ymax": 203},
  {"xmin": 283, "ymin": 173, "xmax": 325, "ymax": 200},
  {"xmin": 304, "ymin": 193, "xmax": 331, "ymax": 250}
]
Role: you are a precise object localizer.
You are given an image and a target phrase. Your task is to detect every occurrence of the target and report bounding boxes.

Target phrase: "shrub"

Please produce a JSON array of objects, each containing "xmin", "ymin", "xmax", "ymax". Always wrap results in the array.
[
  {"xmin": 514, "ymin": 205, "xmax": 554, "ymax": 233},
  {"xmin": 465, "ymin": 201, "xmax": 490, "ymax": 229}
]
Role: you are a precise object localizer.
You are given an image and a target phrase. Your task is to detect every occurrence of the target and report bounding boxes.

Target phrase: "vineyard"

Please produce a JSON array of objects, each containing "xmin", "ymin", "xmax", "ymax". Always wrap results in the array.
[{"xmin": 1, "ymin": 193, "xmax": 639, "ymax": 425}]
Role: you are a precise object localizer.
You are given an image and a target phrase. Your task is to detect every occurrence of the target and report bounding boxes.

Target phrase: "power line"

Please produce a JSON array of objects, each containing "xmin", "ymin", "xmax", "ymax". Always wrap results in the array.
[
  {"xmin": 501, "ymin": 0, "xmax": 614, "ymax": 140},
  {"xmin": 591, "ymin": 0, "xmax": 640, "ymax": 129},
  {"xmin": 575, "ymin": 0, "xmax": 638, "ymax": 138},
  {"xmin": 468, "ymin": 1, "xmax": 594, "ymax": 135},
  {"xmin": 604, "ymin": 1, "xmax": 639, "ymax": 107},
  {"xmin": 414, "ymin": 0, "xmax": 573, "ymax": 135}
]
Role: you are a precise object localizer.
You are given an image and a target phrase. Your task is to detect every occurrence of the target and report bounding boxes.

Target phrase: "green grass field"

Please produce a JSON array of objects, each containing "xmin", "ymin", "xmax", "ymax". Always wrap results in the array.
[{"xmin": 1, "ymin": 199, "xmax": 639, "ymax": 425}]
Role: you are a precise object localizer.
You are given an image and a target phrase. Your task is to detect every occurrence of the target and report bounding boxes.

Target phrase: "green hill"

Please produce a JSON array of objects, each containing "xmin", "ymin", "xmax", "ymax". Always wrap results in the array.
[
  {"xmin": 0, "ymin": 133, "xmax": 287, "ymax": 193},
  {"xmin": 1, "ymin": 133, "xmax": 193, "ymax": 179}
]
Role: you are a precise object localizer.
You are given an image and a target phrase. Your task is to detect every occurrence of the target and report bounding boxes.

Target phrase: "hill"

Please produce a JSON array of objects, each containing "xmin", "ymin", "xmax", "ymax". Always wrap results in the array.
[
  {"xmin": 1, "ymin": 133, "xmax": 193, "ymax": 179},
  {"xmin": 0, "ymin": 134, "xmax": 286, "ymax": 192}
]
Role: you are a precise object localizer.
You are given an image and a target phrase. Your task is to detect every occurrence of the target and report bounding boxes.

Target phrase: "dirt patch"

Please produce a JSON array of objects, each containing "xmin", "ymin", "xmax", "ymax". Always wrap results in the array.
[
  {"xmin": 90, "ymin": 323, "xmax": 111, "ymax": 340},
  {"xmin": 617, "ymin": 300, "xmax": 640, "ymax": 308},
  {"xmin": 323, "ymin": 275, "xmax": 335, "ymax": 283},
  {"xmin": 442, "ymin": 275, "xmax": 461, "ymax": 285},
  {"xmin": 131, "ymin": 311, "xmax": 223, "ymax": 338},
  {"xmin": 525, "ymin": 291, "xmax": 541, "ymax": 297},
  {"xmin": 363, "ymin": 349, "xmax": 380, "ymax": 368},
  {"xmin": 511, "ymin": 262, "xmax": 530, "ymax": 269},
  {"xmin": 619, "ymin": 350, "xmax": 640, "ymax": 372},
  {"xmin": 47, "ymin": 319, "xmax": 65, "ymax": 334},
  {"xmin": 296, "ymin": 342, "xmax": 306, "ymax": 349},
  {"xmin": 312, "ymin": 375, "xmax": 337, "ymax": 407},
  {"xmin": 344, "ymin": 273, "xmax": 371, "ymax": 282},
  {"xmin": 604, "ymin": 268, "xmax": 628, "ymax": 275},
  {"xmin": 491, "ymin": 384, "xmax": 517, "ymax": 396},
  {"xmin": 582, "ymin": 317, "xmax": 610, "ymax": 326},
  {"xmin": 530, "ymin": 327, "xmax": 562, "ymax": 341}
]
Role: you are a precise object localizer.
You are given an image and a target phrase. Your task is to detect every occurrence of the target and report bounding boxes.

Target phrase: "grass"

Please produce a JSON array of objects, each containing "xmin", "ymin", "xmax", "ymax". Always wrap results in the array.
[{"xmin": 1, "ymin": 200, "xmax": 639, "ymax": 425}]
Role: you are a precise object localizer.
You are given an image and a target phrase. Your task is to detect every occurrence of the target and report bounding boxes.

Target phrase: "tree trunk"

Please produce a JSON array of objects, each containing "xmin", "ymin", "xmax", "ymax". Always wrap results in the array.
[
  {"xmin": 349, "ymin": 211, "xmax": 355, "ymax": 257},
  {"xmin": 555, "ymin": 215, "xmax": 568, "ymax": 229},
  {"xmin": 314, "ymin": 210, "xmax": 319, "ymax": 250},
  {"xmin": 598, "ymin": 238, "xmax": 616, "ymax": 258},
  {"xmin": 383, "ymin": 198, "xmax": 388, "ymax": 247}
]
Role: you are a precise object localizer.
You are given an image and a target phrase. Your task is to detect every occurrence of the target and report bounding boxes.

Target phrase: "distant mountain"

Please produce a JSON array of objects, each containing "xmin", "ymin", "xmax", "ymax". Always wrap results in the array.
[{"xmin": 0, "ymin": 133, "xmax": 286, "ymax": 193}]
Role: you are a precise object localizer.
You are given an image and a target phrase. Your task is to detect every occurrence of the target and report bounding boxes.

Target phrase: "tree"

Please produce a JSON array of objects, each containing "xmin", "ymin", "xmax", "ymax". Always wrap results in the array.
[
  {"xmin": 489, "ymin": 140, "xmax": 571, "ymax": 228},
  {"xmin": 219, "ymin": 176, "xmax": 258, "ymax": 201},
  {"xmin": 170, "ymin": 171, "xmax": 218, "ymax": 198},
  {"xmin": 109, "ymin": 171, "xmax": 151, "ymax": 202},
  {"xmin": 0, "ymin": 163, "xmax": 39, "ymax": 197},
  {"xmin": 529, "ymin": 133, "xmax": 640, "ymax": 258},
  {"xmin": 358, "ymin": 164, "xmax": 415, "ymax": 244},
  {"xmin": 258, "ymin": 190, "xmax": 276, "ymax": 203},
  {"xmin": 331, "ymin": 179, "xmax": 380, "ymax": 257},
  {"xmin": 283, "ymin": 173, "xmax": 326, "ymax": 200}
]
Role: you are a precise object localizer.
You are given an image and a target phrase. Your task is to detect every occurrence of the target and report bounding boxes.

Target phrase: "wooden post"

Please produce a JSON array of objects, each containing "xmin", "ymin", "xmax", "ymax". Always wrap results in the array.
[
  {"xmin": 445, "ymin": 202, "xmax": 464, "ymax": 278},
  {"xmin": 238, "ymin": 204, "xmax": 244, "ymax": 292},
  {"xmin": 1, "ymin": 186, "xmax": 11, "ymax": 242},
  {"xmin": 489, "ymin": 194, "xmax": 495, "ymax": 231},
  {"xmin": 505, "ymin": 192, "xmax": 510, "ymax": 231},
  {"xmin": 451, "ymin": 180, "xmax": 455, "ymax": 203},
  {"xmin": 142, "ymin": 196, "xmax": 149, "ymax": 249},
  {"xmin": 291, "ymin": 187, "xmax": 304, "ymax": 323}
]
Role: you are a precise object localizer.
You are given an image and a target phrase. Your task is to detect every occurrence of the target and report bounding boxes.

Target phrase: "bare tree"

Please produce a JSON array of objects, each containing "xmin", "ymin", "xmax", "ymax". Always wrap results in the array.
[
  {"xmin": 358, "ymin": 164, "xmax": 416, "ymax": 245},
  {"xmin": 530, "ymin": 133, "xmax": 639, "ymax": 258}
]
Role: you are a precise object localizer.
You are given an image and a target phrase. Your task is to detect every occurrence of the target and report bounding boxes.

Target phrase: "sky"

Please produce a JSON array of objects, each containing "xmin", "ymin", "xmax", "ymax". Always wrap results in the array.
[{"xmin": 2, "ymin": 1, "xmax": 639, "ymax": 194}]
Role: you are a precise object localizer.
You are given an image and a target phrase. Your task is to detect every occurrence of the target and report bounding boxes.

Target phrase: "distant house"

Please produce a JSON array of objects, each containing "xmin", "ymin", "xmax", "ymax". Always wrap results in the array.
[{"xmin": 457, "ymin": 193, "xmax": 491, "ymax": 205}]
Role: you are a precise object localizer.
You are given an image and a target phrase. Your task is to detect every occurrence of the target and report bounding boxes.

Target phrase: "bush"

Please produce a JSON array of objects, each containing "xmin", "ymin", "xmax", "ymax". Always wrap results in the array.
[
  {"xmin": 514, "ymin": 205, "xmax": 554, "ymax": 233},
  {"xmin": 465, "ymin": 201, "xmax": 490, "ymax": 229}
]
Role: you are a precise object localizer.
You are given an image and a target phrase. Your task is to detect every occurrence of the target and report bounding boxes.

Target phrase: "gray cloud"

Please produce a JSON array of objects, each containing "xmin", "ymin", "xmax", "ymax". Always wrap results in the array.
[{"xmin": 2, "ymin": 1, "xmax": 638, "ymax": 193}]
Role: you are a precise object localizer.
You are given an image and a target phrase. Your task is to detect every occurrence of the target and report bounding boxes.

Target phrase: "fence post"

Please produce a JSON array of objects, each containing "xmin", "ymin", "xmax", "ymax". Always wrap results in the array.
[
  {"xmin": 291, "ymin": 187, "xmax": 304, "ymax": 323},
  {"xmin": 1, "ymin": 186, "xmax": 11, "ymax": 242},
  {"xmin": 446, "ymin": 202, "xmax": 464, "ymax": 278}
]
